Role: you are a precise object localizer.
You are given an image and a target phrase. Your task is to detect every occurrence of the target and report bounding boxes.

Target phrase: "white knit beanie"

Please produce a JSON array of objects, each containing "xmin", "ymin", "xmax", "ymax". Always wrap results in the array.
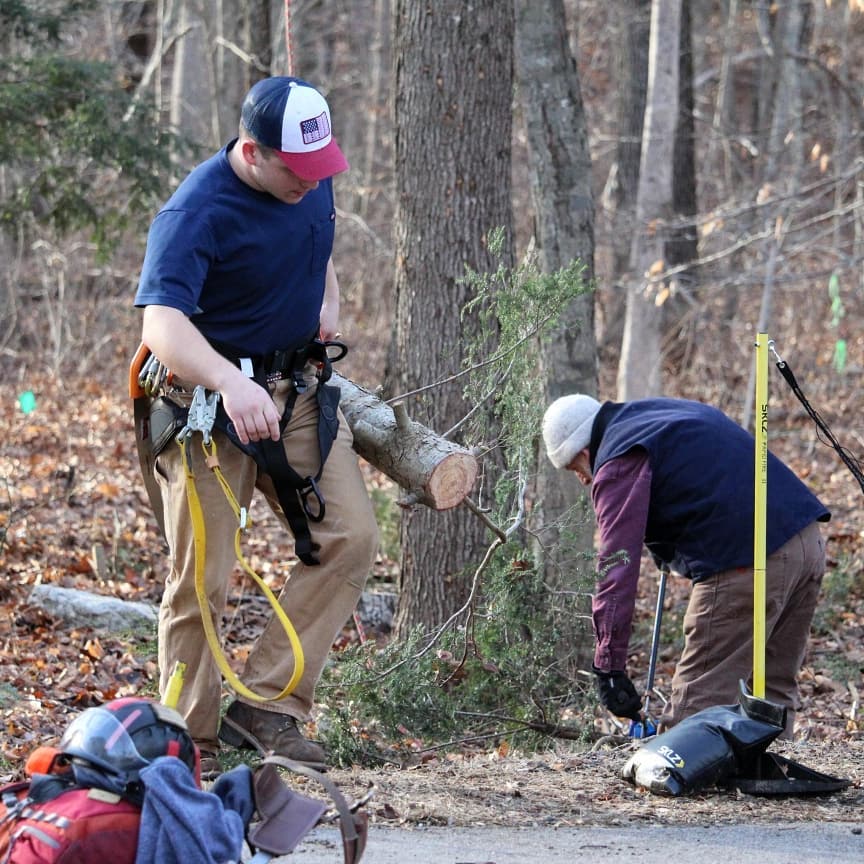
[{"xmin": 542, "ymin": 394, "xmax": 601, "ymax": 469}]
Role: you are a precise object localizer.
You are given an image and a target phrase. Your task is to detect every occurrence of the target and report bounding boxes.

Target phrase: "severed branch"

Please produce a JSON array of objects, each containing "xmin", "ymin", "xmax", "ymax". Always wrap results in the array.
[
  {"xmin": 383, "ymin": 306, "xmax": 562, "ymax": 408},
  {"xmin": 408, "ymin": 708, "xmax": 594, "ymax": 758},
  {"xmin": 334, "ymin": 372, "xmax": 478, "ymax": 511},
  {"xmin": 454, "ymin": 710, "xmax": 588, "ymax": 741}
]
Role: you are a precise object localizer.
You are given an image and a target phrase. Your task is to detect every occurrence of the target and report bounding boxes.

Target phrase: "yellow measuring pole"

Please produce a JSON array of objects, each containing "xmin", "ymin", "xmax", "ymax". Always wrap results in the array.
[{"xmin": 753, "ymin": 334, "xmax": 769, "ymax": 698}]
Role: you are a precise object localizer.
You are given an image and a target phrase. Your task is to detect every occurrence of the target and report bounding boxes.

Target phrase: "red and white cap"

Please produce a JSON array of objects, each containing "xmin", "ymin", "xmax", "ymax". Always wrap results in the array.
[{"xmin": 241, "ymin": 76, "xmax": 349, "ymax": 182}]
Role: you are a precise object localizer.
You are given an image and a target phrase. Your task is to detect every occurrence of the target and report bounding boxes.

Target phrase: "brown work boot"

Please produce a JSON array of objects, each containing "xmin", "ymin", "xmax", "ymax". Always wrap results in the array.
[
  {"xmin": 197, "ymin": 747, "xmax": 222, "ymax": 782},
  {"xmin": 218, "ymin": 701, "xmax": 327, "ymax": 769}
]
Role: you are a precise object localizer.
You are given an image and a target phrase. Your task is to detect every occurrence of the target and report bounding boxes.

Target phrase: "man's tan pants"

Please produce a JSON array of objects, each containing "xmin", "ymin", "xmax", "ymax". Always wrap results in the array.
[
  {"xmin": 659, "ymin": 521, "xmax": 825, "ymax": 736},
  {"xmin": 153, "ymin": 374, "xmax": 379, "ymax": 749}
]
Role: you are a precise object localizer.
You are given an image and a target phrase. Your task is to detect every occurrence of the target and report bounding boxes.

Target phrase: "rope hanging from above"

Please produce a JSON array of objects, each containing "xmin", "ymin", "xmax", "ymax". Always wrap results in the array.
[
  {"xmin": 771, "ymin": 343, "xmax": 864, "ymax": 497},
  {"xmin": 284, "ymin": 0, "xmax": 294, "ymax": 76}
]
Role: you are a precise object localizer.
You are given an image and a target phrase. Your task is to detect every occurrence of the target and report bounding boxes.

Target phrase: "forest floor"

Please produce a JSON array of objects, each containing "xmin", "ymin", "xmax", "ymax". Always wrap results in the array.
[{"xmin": 1, "ymin": 304, "xmax": 864, "ymax": 828}]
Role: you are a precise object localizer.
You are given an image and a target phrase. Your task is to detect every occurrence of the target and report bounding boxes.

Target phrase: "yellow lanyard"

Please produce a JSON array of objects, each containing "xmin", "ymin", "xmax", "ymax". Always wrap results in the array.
[{"xmin": 179, "ymin": 434, "xmax": 304, "ymax": 702}]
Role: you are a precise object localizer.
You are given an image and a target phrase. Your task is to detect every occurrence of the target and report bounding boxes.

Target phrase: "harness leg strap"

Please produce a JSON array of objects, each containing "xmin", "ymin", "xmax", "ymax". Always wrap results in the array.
[{"xmin": 214, "ymin": 344, "xmax": 342, "ymax": 567}]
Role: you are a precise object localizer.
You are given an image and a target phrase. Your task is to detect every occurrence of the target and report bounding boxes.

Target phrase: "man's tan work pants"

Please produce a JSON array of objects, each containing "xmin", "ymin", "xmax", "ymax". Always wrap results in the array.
[
  {"xmin": 153, "ymin": 373, "xmax": 379, "ymax": 749},
  {"xmin": 659, "ymin": 520, "xmax": 825, "ymax": 736}
]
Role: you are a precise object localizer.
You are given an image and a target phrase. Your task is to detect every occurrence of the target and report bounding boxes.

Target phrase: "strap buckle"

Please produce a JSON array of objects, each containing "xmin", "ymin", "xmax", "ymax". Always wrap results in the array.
[
  {"xmin": 292, "ymin": 367, "xmax": 309, "ymax": 394},
  {"xmin": 299, "ymin": 476, "xmax": 326, "ymax": 522},
  {"xmin": 179, "ymin": 386, "xmax": 220, "ymax": 444}
]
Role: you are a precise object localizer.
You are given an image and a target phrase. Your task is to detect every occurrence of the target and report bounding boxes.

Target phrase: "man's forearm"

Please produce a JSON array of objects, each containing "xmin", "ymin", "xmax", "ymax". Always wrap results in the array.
[
  {"xmin": 319, "ymin": 258, "xmax": 340, "ymax": 340},
  {"xmin": 141, "ymin": 304, "xmax": 246, "ymax": 393},
  {"xmin": 591, "ymin": 452, "xmax": 653, "ymax": 670}
]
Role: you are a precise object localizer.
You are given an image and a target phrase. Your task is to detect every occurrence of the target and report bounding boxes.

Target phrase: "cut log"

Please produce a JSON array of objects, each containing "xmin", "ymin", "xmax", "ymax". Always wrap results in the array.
[{"xmin": 333, "ymin": 372, "xmax": 478, "ymax": 510}]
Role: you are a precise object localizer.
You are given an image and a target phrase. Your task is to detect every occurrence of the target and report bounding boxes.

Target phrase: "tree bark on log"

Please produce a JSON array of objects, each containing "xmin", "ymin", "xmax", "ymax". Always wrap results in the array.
[{"xmin": 334, "ymin": 372, "xmax": 478, "ymax": 511}]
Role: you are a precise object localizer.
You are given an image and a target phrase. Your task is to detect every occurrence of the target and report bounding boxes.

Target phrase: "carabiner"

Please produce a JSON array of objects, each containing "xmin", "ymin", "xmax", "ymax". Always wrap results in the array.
[
  {"xmin": 178, "ymin": 386, "xmax": 220, "ymax": 444},
  {"xmin": 769, "ymin": 340, "xmax": 785, "ymax": 367},
  {"xmin": 323, "ymin": 340, "xmax": 348, "ymax": 363}
]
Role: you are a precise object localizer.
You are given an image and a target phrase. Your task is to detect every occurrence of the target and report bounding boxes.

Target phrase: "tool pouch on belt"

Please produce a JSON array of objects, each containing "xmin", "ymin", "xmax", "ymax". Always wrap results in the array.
[{"xmin": 149, "ymin": 397, "xmax": 188, "ymax": 458}]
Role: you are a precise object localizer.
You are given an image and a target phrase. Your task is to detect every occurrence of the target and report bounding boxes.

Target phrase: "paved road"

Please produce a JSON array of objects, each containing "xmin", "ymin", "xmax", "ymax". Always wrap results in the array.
[{"xmin": 279, "ymin": 821, "xmax": 864, "ymax": 863}]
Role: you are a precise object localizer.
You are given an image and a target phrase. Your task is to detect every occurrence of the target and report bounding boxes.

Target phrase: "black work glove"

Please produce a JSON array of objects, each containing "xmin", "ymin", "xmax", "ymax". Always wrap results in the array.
[{"xmin": 592, "ymin": 665, "xmax": 642, "ymax": 720}]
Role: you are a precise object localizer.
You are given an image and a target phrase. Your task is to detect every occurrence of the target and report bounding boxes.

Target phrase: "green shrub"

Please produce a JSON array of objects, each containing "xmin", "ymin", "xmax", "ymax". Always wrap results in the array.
[{"xmin": 317, "ymin": 234, "xmax": 598, "ymax": 764}]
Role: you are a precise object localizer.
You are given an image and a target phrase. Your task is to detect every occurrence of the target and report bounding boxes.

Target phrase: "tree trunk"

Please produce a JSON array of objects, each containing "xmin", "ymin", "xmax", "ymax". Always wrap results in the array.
[
  {"xmin": 352, "ymin": 0, "xmax": 389, "ymax": 221},
  {"xmin": 763, "ymin": 0, "xmax": 809, "ymax": 186},
  {"xmin": 390, "ymin": 0, "xmax": 514, "ymax": 636},
  {"xmin": 668, "ymin": 0, "xmax": 697, "ymax": 273},
  {"xmin": 661, "ymin": 0, "xmax": 698, "ymax": 375},
  {"xmin": 168, "ymin": 0, "xmax": 257, "ymax": 153},
  {"xmin": 514, "ymin": 0, "xmax": 597, "ymax": 675},
  {"xmin": 741, "ymin": 0, "xmax": 809, "ymax": 430},
  {"xmin": 616, "ymin": 0, "xmax": 681, "ymax": 401},
  {"xmin": 169, "ymin": 1, "xmax": 212, "ymax": 147},
  {"xmin": 245, "ymin": 0, "xmax": 272, "ymax": 84},
  {"xmin": 707, "ymin": 0, "xmax": 738, "ymax": 189},
  {"xmin": 600, "ymin": 0, "xmax": 650, "ymax": 355}
]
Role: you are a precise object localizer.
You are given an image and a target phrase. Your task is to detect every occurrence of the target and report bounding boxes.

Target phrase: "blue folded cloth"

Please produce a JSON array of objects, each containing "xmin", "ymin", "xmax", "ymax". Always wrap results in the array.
[{"xmin": 135, "ymin": 757, "xmax": 254, "ymax": 864}]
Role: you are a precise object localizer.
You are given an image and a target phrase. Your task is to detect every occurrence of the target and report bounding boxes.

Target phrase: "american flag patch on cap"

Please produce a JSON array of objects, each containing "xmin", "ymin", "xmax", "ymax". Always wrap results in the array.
[{"xmin": 300, "ymin": 112, "xmax": 331, "ymax": 144}]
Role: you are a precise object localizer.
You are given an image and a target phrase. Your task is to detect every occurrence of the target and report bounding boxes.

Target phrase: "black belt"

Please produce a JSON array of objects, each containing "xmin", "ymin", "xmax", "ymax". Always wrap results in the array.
[{"xmin": 228, "ymin": 341, "xmax": 348, "ymax": 384}]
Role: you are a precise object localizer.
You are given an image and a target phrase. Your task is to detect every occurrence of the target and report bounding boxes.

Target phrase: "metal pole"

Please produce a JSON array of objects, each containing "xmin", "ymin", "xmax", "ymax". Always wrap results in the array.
[
  {"xmin": 644, "ymin": 564, "xmax": 668, "ymax": 720},
  {"xmin": 628, "ymin": 564, "xmax": 668, "ymax": 738}
]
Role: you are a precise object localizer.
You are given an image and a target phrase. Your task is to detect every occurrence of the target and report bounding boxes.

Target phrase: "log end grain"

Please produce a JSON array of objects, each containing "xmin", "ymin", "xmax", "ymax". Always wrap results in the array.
[{"xmin": 424, "ymin": 451, "xmax": 479, "ymax": 510}]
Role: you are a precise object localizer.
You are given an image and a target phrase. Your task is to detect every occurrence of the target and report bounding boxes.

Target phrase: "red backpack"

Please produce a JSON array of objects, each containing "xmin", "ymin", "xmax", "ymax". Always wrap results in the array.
[
  {"xmin": 0, "ymin": 775, "xmax": 140, "ymax": 864},
  {"xmin": 0, "ymin": 698, "xmax": 198, "ymax": 864}
]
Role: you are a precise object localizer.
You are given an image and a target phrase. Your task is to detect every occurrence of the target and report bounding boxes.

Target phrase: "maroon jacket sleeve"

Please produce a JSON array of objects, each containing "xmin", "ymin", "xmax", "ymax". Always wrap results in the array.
[{"xmin": 590, "ymin": 449, "xmax": 652, "ymax": 672}]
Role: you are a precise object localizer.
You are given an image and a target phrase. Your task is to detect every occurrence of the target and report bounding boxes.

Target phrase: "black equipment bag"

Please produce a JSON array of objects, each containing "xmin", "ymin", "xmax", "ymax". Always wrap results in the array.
[{"xmin": 622, "ymin": 682, "xmax": 850, "ymax": 797}]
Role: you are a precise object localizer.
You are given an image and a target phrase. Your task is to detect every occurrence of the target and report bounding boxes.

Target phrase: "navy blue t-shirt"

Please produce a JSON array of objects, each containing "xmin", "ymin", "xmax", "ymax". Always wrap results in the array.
[{"xmin": 135, "ymin": 140, "xmax": 336, "ymax": 356}]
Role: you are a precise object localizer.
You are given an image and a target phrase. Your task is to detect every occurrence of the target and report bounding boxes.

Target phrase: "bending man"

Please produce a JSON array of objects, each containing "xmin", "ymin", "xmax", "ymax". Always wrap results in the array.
[{"xmin": 542, "ymin": 395, "xmax": 829, "ymax": 735}]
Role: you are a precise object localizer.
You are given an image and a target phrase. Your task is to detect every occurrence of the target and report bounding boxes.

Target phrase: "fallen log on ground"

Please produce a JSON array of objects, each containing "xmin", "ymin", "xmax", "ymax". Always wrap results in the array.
[{"xmin": 334, "ymin": 372, "xmax": 478, "ymax": 511}]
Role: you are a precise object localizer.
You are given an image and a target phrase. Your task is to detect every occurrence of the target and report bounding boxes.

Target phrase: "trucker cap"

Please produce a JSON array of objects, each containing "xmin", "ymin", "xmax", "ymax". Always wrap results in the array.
[{"xmin": 241, "ymin": 76, "xmax": 349, "ymax": 182}]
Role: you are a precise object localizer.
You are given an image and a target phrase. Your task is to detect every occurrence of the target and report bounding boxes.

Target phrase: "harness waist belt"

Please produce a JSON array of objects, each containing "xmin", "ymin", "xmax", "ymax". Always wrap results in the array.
[{"xmin": 215, "ymin": 337, "xmax": 346, "ymax": 380}]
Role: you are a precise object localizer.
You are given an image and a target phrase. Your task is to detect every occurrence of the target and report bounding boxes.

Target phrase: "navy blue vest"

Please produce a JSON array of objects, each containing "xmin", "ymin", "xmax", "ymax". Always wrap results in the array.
[{"xmin": 589, "ymin": 399, "xmax": 829, "ymax": 581}]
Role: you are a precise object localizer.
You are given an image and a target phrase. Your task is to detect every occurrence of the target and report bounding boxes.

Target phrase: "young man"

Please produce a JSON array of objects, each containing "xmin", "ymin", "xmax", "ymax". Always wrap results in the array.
[
  {"xmin": 542, "ymin": 394, "xmax": 829, "ymax": 734},
  {"xmin": 134, "ymin": 77, "xmax": 379, "ymax": 777}
]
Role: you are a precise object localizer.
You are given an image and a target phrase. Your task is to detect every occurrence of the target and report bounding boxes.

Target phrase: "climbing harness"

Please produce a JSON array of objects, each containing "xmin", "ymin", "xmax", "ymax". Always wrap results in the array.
[
  {"xmin": 214, "ymin": 338, "xmax": 348, "ymax": 566},
  {"xmin": 283, "ymin": 0, "xmax": 295, "ymax": 76},
  {"xmin": 129, "ymin": 337, "xmax": 348, "ymax": 703},
  {"xmin": 177, "ymin": 384, "xmax": 305, "ymax": 703},
  {"xmin": 769, "ymin": 341, "xmax": 864, "ymax": 496}
]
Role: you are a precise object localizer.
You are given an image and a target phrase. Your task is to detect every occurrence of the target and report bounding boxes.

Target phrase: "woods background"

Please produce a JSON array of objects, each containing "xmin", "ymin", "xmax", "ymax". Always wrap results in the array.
[{"xmin": 2, "ymin": 0, "xmax": 863, "ymax": 760}]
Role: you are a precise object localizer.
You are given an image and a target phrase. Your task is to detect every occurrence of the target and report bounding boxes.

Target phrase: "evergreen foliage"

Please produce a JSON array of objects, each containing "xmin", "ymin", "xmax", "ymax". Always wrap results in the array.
[
  {"xmin": 319, "ymin": 232, "xmax": 599, "ymax": 764},
  {"xmin": 0, "ymin": 0, "xmax": 190, "ymax": 254}
]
